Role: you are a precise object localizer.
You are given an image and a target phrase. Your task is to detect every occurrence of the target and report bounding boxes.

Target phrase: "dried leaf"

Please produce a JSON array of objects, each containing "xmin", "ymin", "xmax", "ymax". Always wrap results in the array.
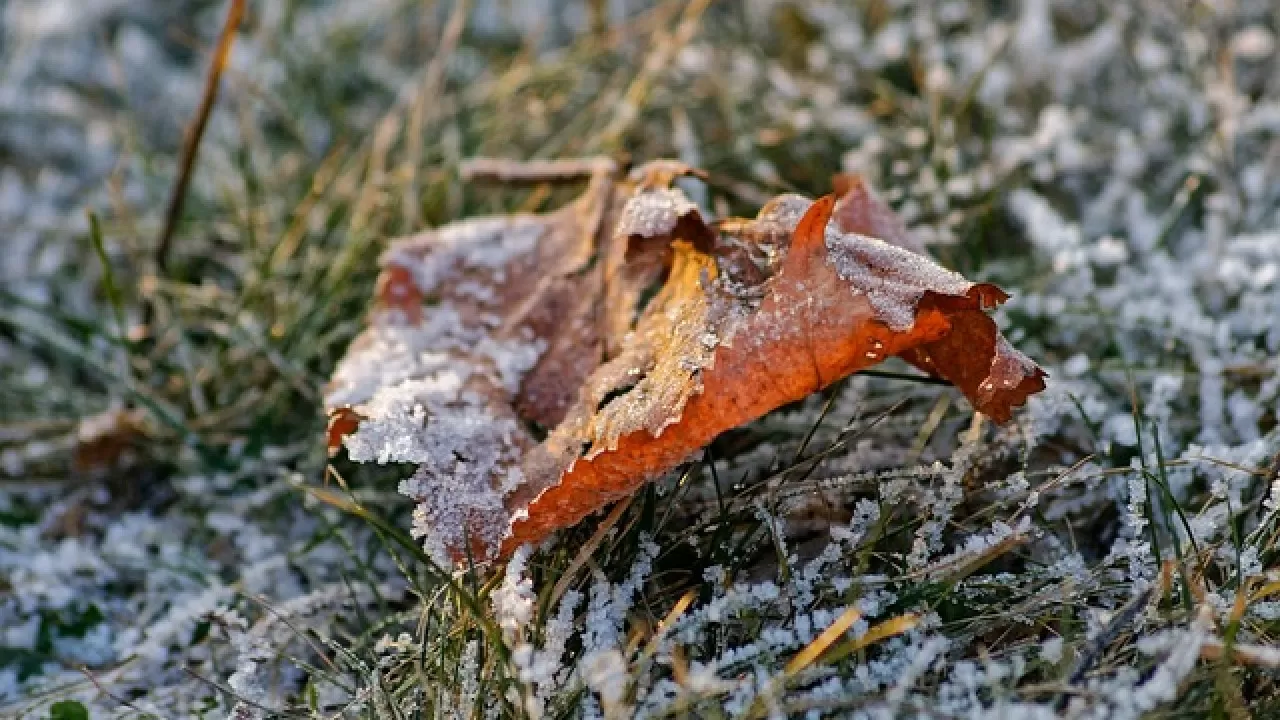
[
  {"xmin": 73, "ymin": 407, "xmax": 144, "ymax": 474},
  {"xmin": 325, "ymin": 161, "xmax": 1046, "ymax": 564}
]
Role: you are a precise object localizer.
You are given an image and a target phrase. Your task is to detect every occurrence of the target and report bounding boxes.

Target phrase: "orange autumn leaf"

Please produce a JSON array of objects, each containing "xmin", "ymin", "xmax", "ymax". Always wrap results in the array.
[{"xmin": 323, "ymin": 159, "xmax": 1046, "ymax": 565}]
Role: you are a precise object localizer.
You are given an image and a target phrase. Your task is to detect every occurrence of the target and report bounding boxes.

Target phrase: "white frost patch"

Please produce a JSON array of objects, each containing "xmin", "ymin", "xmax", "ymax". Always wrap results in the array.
[
  {"xmin": 477, "ymin": 334, "xmax": 546, "ymax": 394},
  {"xmin": 823, "ymin": 228, "xmax": 972, "ymax": 332},
  {"xmin": 580, "ymin": 648, "xmax": 631, "ymax": 715},
  {"xmin": 492, "ymin": 545, "xmax": 536, "ymax": 638},
  {"xmin": 1040, "ymin": 636, "xmax": 1064, "ymax": 664},
  {"xmin": 1007, "ymin": 189, "xmax": 1085, "ymax": 273},
  {"xmin": 1230, "ymin": 26, "xmax": 1275, "ymax": 60},
  {"xmin": 327, "ymin": 236, "xmax": 550, "ymax": 563},
  {"xmin": 614, "ymin": 186, "xmax": 702, "ymax": 239},
  {"xmin": 1062, "ymin": 352, "xmax": 1091, "ymax": 377},
  {"xmin": 344, "ymin": 377, "xmax": 491, "ymax": 464},
  {"xmin": 390, "ymin": 400, "xmax": 527, "ymax": 566},
  {"xmin": 325, "ymin": 305, "xmax": 474, "ymax": 409},
  {"xmin": 755, "ymin": 193, "xmax": 814, "ymax": 231},
  {"xmin": 383, "ymin": 215, "xmax": 546, "ymax": 295},
  {"xmin": 1121, "ymin": 608, "xmax": 1212, "ymax": 713}
]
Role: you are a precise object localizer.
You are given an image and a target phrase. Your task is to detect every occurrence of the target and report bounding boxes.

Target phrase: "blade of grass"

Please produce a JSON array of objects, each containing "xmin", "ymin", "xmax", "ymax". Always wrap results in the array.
[
  {"xmin": 546, "ymin": 497, "xmax": 634, "ymax": 611},
  {"xmin": 818, "ymin": 613, "xmax": 921, "ymax": 666},
  {"xmin": 301, "ymin": 484, "xmax": 509, "ymax": 660},
  {"xmin": 154, "ymin": 0, "xmax": 246, "ymax": 275},
  {"xmin": 784, "ymin": 607, "xmax": 863, "ymax": 676},
  {"xmin": 86, "ymin": 210, "xmax": 128, "ymax": 345}
]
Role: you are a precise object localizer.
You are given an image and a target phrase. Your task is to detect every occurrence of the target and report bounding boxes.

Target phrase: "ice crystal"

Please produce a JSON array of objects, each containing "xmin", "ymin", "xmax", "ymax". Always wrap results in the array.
[{"xmin": 824, "ymin": 229, "xmax": 972, "ymax": 332}]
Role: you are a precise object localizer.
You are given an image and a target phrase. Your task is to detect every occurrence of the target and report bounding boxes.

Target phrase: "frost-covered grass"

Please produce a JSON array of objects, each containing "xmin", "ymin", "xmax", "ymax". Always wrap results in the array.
[{"xmin": 3, "ymin": 0, "xmax": 1280, "ymax": 717}]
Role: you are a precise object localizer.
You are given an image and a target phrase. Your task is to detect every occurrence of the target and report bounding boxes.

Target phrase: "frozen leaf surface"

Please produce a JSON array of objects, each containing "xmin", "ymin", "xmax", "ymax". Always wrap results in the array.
[{"xmin": 325, "ymin": 161, "xmax": 1047, "ymax": 564}]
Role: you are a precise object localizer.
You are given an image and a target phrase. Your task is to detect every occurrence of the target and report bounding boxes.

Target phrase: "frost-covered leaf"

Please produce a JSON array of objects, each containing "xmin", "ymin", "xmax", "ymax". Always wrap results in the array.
[{"xmin": 325, "ymin": 161, "xmax": 1046, "ymax": 564}]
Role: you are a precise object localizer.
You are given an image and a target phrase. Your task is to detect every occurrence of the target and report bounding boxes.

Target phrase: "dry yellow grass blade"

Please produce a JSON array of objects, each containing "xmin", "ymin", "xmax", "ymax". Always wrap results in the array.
[
  {"xmin": 745, "ymin": 610, "xmax": 920, "ymax": 719},
  {"xmin": 654, "ymin": 589, "xmax": 697, "ymax": 637},
  {"xmin": 820, "ymin": 614, "xmax": 922, "ymax": 667},
  {"xmin": 785, "ymin": 607, "xmax": 864, "ymax": 676},
  {"xmin": 548, "ymin": 497, "xmax": 633, "ymax": 609},
  {"xmin": 1249, "ymin": 580, "xmax": 1280, "ymax": 604},
  {"xmin": 637, "ymin": 588, "xmax": 698, "ymax": 659},
  {"xmin": 784, "ymin": 610, "xmax": 923, "ymax": 678},
  {"xmin": 1228, "ymin": 579, "xmax": 1255, "ymax": 626},
  {"xmin": 1202, "ymin": 637, "xmax": 1280, "ymax": 668}
]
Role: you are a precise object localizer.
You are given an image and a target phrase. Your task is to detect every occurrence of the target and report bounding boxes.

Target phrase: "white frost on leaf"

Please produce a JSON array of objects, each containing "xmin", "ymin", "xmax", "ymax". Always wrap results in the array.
[
  {"xmin": 383, "ymin": 215, "xmax": 546, "ymax": 295},
  {"xmin": 823, "ymin": 227, "xmax": 973, "ymax": 332},
  {"xmin": 614, "ymin": 187, "xmax": 701, "ymax": 239},
  {"xmin": 326, "ymin": 210, "xmax": 554, "ymax": 565}
]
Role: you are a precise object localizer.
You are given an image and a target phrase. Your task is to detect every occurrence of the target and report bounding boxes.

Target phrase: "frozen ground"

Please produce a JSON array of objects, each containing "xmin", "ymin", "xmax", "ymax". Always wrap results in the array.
[{"xmin": 1, "ymin": 0, "xmax": 1279, "ymax": 718}]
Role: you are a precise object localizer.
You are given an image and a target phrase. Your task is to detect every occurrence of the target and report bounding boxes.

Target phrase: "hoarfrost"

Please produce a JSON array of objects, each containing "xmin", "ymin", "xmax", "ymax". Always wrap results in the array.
[
  {"xmin": 824, "ymin": 229, "xmax": 972, "ymax": 332},
  {"xmin": 383, "ymin": 215, "xmax": 546, "ymax": 296},
  {"xmin": 614, "ymin": 186, "xmax": 701, "ymax": 239}
]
